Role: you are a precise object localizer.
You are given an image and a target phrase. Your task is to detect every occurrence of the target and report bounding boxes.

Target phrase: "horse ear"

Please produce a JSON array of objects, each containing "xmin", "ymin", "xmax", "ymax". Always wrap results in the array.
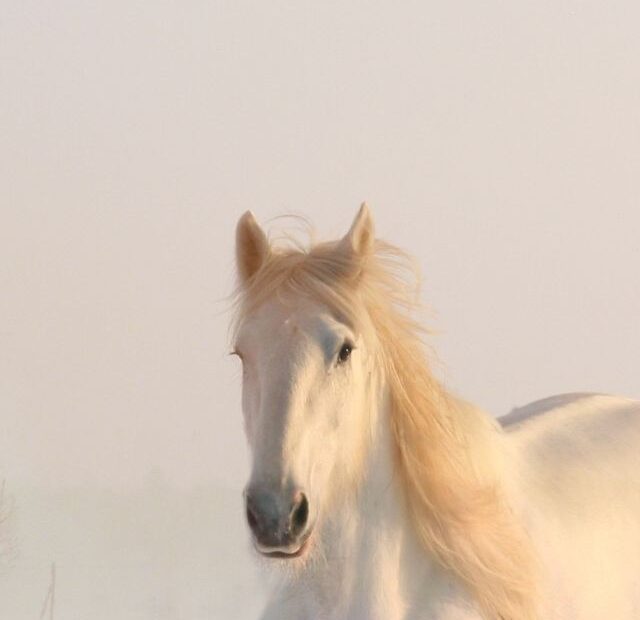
[
  {"xmin": 236, "ymin": 211, "xmax": 270, "ymax": 284},
  {"xmin": 341, "ymin": 202, "xmax": 375, "ymax": 258}
]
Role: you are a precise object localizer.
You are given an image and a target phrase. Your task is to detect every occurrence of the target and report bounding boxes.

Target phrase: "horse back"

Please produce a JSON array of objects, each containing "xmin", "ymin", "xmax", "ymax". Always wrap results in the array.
[{"xmin": 500, "ymin": 392, "xmax": 640, "ymax": 476}]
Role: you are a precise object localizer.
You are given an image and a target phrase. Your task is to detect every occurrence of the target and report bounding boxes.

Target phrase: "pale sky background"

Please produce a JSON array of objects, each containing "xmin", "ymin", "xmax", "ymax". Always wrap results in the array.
[{"xmin": 1, "ymin": 1, "xmax": 639, "ymax": 617}]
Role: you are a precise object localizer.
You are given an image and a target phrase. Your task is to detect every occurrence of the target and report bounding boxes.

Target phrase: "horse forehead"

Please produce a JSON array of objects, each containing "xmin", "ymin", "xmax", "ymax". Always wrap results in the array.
[{"xmin": 241, "ymin": 298, "xmax": 340, "ymax": 349}]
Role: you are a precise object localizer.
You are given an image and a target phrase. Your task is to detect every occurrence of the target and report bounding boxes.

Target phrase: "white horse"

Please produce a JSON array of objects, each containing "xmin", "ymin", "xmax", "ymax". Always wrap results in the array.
[{"xmin": 231, "ymin": 205, "xmax": 640, "ymax": 620}]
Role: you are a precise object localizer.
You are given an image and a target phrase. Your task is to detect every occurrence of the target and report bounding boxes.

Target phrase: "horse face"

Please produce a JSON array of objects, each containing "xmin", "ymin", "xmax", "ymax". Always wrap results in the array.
[{"xmin": 235, "ymin": 296, "xmax": 371, "ymax": 559}]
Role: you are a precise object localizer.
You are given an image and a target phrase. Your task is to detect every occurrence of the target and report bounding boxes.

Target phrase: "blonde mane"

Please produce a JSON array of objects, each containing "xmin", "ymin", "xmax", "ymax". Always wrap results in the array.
[{"xmin": 233, "ymin": 228, "xmax": 537, "ymax": 620}]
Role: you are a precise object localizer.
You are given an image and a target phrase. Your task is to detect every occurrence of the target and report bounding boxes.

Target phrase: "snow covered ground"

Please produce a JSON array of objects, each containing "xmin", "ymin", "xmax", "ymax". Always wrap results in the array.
[{"xmin": 0, "ymin": 483, "xmax": 267, "ymax": 620}]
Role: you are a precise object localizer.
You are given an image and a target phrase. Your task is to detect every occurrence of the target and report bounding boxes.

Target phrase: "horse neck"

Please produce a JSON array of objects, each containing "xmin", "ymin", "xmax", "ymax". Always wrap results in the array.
[{"xmin": 310, "ymin": 381, "xmax": 475, "ymax": 619}]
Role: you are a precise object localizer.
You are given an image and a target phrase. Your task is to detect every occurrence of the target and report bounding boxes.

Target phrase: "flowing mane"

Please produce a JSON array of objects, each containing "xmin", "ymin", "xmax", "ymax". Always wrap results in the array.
[{"xmin": 233, "ymin": 224, "xmax": 537, "ymax": 620}]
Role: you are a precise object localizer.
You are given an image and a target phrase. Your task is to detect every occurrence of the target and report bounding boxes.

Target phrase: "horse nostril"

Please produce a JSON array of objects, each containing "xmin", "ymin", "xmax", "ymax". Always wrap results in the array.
[
  {"xmin": 290, "ymin": 493, "xmax": 309, "ymax": 537},
  {"xmin": 246, "ymin": 500, "xmax": 258, "ymax": 532}
]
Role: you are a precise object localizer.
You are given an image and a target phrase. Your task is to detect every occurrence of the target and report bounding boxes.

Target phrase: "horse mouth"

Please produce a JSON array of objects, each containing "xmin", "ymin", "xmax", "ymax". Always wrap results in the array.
[{"xmin": 256, "ymin": 531, "xmax": 313, "ymax": 559}]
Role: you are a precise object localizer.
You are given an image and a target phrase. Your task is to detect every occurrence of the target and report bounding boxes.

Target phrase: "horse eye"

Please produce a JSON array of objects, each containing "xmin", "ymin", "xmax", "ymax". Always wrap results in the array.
[{"xmin": 337, "ymin": 342, "xmax": 353, "ymax": 364}]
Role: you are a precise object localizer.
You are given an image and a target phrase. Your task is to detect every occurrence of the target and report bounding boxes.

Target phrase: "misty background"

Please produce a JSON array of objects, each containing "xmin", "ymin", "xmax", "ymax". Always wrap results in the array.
[{"xmin": 1, "ymin": 1, "xmax": 639, "ymax": 618}]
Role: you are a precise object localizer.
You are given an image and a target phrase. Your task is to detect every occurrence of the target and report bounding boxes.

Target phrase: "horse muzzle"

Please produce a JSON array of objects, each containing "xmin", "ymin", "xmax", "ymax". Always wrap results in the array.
[{"xmin": 244, "ymin": 487, "xmax": 313, "ymax": 558}]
